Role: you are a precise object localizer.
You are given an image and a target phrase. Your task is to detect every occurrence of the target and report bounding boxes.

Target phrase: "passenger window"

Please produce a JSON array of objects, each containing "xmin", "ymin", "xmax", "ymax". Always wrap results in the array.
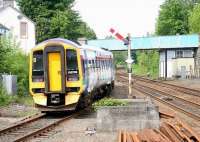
[
  {"xmin": 66, "ymin": 49, "xmax": 79, "ymax": 81},
  {"xmin": 32, "ymin": 50, "xmax": 43, "ymax": 76},
  {"xmin": 97, "ymin": 60, "xmax": 100, "ymax": 68},
  {"xmin": 88, "ymin": 60, "xmax": 91, "ymax": 68},
  {"xmin": 92, "ymin": 60, "xmax": 95, "ymax": 68}
]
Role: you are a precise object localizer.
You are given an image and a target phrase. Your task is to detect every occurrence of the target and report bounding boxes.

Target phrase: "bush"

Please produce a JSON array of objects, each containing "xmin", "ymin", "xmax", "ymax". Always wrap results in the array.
[
  {"xmin": 133, "ymin": 50, "xmax": 159, "ymax": 79},
  {"xmin": 0, "ymin": 84, "xmax": 13, "ymax": 106},
  {"xmin": 0, "ymin": 34, "xmax": 29, "ymax": 96},
  {"xmin": 112, "ymin": 51, "xmax": 127, "ymax": 66},
  {"xmin": 92, "ymin": 98, "xmax": 128, "ymax": 111}
]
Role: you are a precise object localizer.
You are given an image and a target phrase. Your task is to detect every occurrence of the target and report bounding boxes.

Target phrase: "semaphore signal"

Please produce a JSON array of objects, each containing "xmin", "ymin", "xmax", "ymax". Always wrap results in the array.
[{"xmin": 109, "ymin": 28, "xmax": 129, "ymax": 45}]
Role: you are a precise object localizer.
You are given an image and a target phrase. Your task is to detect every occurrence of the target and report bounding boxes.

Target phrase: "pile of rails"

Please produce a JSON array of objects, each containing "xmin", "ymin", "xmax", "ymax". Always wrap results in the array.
[{"xmin": 118, "ymin": 119, "xmax": 200, "ymax": 142}]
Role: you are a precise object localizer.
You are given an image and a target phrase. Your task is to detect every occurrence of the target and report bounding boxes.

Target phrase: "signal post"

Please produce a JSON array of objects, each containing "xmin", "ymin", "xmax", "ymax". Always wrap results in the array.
[
  {"xmin": 109, "ymin": 29, "xmax": 134, "ymax": 97},
  {"xmin": 125, "ymin": 34, "xmax": 133, "ymax": 96}
]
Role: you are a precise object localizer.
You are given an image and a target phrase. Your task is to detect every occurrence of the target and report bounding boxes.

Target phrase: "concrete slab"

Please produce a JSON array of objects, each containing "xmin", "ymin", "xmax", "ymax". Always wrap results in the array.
[{"xmin": 96, "ymin": 98, "xmax": 159, "ymax": 132}]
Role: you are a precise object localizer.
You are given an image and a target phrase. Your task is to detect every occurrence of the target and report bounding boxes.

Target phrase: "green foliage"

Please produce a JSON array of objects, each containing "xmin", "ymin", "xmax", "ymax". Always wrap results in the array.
[
  {"xmin": 92, "ymin": 98, "xmax": 128, "ymax": 111},
  {"xmin": 0, "ymin": 84, "xmax": 13, "ymax": 106},
  {"xmin": 0, "ymin": 34, "xmax": 19, "ymax": 73},
  {"xmin": 189, "ymin": 4, "xmax": 200, "ymax": 33},
  {"xmin": 133, "ymin": 50, "xmax": 159, "ymax": 79},
  {"xmin": 0, "ymin": 83, "xmax": 33, "ymax": 106},
  {"xmin": 156, "ymin": 0, "xmax": 190, "ymax": 35},
  {"xmin": 112, "ymin": 51, "xmax": 127, "ymax": 66},
  {"xmin": 0, "ymin": 35, "xmax": 29, "ymax": 96},
  {"xmin": 17, "ymin": 0, "xmax": 96, "ymax": 42}
]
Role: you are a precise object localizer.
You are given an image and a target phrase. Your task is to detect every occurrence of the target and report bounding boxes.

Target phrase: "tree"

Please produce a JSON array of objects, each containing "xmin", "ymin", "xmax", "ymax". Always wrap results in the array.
[
  {"xmin": 17, "ymin": 0, "xmax": 96, "ymax": 42},
  {"xmin": 156, "ymin": 0, "xmax": 190, "ymax": 35},
  {"xmin": 77, "ymin": 22, "xmax": 96, "ymax": 39},
  {"xmin": 189, "ymin": 4, "xmax": 200, "ymax": 33}
]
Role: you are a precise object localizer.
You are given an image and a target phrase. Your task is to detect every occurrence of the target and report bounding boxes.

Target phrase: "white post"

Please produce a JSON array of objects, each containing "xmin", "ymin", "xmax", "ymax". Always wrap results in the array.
[{"xmin": 126, "ymin": 34, "xmax": 133, "ymax": 97}]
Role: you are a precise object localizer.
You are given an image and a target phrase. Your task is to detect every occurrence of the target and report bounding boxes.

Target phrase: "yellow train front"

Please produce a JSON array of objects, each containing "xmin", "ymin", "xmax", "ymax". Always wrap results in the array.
[{"xmin": 29, "ymin": 38, "xmax": 115, "ymax": 112}]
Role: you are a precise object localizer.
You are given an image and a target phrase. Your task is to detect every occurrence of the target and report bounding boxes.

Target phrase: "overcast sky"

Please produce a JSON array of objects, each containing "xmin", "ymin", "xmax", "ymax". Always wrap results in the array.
[{"xmin": 74, "ymin": 0, "xmax": 164, "ymax": 39}]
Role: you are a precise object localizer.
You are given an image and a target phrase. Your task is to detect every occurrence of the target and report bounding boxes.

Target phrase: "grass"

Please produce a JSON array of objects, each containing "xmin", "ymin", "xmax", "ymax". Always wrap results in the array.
[
  {"xmin": 0, "ymin": 85, "xmax": 34, "ymax": 107},
  {"xmin": 92, "ymin": 98, "xmax": 128, "ymax": 111}
]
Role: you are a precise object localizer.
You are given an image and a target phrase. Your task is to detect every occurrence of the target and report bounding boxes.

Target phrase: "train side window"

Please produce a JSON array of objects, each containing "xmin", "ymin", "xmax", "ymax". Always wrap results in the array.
[
  {"xmin": 81, "ymin": 59, "xmax": 85, "ymax": 75},
  {"xmin": 32, "ymin": 50, "xmax": 44, "ymax": 82},
  {"xmin": 66, "ymin": 49, "xmax": 79, "ymax": 81},
  {"xmin": 97, "ymin": 60, "xmax": 100, "ymax": 68},
  {"xmin": 88, "ymin": 60, "xmax": 91, "ymax": 68},
  {"xmin": 92, "ymin": 60, "xmax": 94, "ymax": 68},
  {"xmin": 94, "ymin": 60, "xmax": 96, "ymax": 68},
  {"xmin": 106, "ymin": 60, "xmax": 108, "ymax": 69}
]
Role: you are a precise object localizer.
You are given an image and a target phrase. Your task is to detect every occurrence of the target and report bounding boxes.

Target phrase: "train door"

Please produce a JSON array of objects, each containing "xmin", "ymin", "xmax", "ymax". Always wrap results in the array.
[
  {"xmin": 44, "ymin": 46, "xmax": 65, "ymax": 93},
  {"xmin": 48, "ymin": 53, "xmax": 62, "ymax": 91}
]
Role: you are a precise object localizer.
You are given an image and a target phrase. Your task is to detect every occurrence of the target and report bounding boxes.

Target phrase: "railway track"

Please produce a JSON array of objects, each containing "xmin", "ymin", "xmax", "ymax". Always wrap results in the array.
[
  {"xmin": 0, "ymin": 112, "xmax": 78, "ymax": 142},
  {"xmin": 117, "ymin": 71, "xmax": 200, "ymax": 97},
  {"xmin": 119, "ymin": 75, "xmax": 200, "ymax": 107},
  {"xmin": 134, "ymin": 75, "xmax": 200, "ymax": 97},
  {"xmin": 117, "ymin": 74, "xmax": 200, "ymax": 121}
]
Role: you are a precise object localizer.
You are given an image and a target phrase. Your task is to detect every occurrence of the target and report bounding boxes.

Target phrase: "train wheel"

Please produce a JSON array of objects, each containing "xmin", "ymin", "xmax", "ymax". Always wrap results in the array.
[
  {"xmin": 111, "ymin": 81, "xmax": 115, "ymax": 89},
  {"xmin": 76, "ymin": 92, "xmax": 88, "ymax": 110},
  {"xmin": 105, "ymin": 85, "xmax": 112, "ymax": 96}
]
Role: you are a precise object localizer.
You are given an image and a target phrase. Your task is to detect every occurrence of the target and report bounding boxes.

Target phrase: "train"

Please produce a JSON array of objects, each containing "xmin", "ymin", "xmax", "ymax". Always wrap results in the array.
[{"xmin": 29, "ymin": 38, "xmax": 115, "ymax": 112}]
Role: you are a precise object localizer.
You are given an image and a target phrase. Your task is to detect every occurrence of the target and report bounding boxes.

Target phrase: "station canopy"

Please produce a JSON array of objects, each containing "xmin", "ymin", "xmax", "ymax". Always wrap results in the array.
[{"xmin": 88, "ymin": 34, "xmax": 199, "ymax": 51}]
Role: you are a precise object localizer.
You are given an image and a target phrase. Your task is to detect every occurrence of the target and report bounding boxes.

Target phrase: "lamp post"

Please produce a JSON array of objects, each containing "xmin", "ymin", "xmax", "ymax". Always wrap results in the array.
[{"xmin": 125, "ymin": 33, "xmax": 133, "ymax": 96}]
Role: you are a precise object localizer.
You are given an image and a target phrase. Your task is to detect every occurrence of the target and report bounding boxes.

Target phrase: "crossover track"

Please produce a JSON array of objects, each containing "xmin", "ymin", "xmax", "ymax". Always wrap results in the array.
[
  {"xmin": 0, "ymin": 112, "xmax": 78, "ymax": 142},
  {"xmin": 117, "ymin": 72, "xmax": 200, "ymax": 97},
  {"xmin": 117, "ymin": 73, "xmax": 200, "ymax": 121}
]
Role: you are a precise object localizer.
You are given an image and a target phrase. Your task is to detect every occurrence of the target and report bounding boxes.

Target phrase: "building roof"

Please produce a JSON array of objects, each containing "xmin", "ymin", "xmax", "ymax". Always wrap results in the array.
[
  {"xmin": 88, "ymin": 34, "xmax": 200, "ymax": 50},
  {"xmin": 0, "ymin": 6, "xmax": 35, "ymax": 25},
  {"xmin": 0, "ymin": 23, "xmax": 9, "ymax": 30}
]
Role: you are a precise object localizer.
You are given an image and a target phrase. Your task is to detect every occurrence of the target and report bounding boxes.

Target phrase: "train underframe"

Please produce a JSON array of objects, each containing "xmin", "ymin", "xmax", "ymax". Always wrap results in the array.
[{"xmin": 36, "ymin": 81, "xmax": 114, "ymax": 112}]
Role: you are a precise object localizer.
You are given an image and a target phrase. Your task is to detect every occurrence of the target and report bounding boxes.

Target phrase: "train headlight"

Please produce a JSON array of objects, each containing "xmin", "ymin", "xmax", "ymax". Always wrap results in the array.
[{"xmin": 32, "ymin": 88, "xmax": 45, "ymax": 93}]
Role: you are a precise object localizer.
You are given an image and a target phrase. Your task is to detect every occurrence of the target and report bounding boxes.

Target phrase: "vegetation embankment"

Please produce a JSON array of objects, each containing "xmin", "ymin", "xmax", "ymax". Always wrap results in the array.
[
  {"xmin": 92, "ymin": 98, "xmax": 128, "ymax": 111},
  {"xmin": 0, "ymin": 35, "xmax": 33, "ymax": 106},
  {"xmin": 113, "ymin": 50, "xmax": 159, "ymax": 79}
]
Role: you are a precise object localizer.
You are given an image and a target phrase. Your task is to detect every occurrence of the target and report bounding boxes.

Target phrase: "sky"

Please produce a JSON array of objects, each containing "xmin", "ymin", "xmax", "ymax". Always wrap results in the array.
[{"xmin": 74, "ymin": 0, "xmax": 165, "ymax": 39}]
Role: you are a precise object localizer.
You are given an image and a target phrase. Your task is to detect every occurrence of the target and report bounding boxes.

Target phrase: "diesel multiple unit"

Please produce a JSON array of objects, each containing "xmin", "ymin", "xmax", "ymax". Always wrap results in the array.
[{"xmin": 29, "ymin": 38, "xmax": 115, "ymax": 112}]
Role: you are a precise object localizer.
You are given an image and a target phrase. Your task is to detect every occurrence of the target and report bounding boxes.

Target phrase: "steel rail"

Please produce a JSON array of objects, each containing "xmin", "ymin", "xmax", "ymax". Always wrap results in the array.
[
  {"xmin": 133, "ymin": 84, "xmax": 200, "ymax": 121},
  {"xmin": 134, "ymin": 75, "xmax": 200, "ymax": 97},
  {"xmin": 0, "ymin": 113, "xmax": 46, "ymax": 135},
  {"xmin": 135, "ymin": 81, "xmax": 200, "ymax": 107},
  {"xmin": 14, "ymin": 113, "xmax": 78, "ymax": 142},
  {"xmin": 117, "ymin": 75, "xmax": 200, "ymax": 121},
  {"xmin": 118, "ymin": 75, "xmax": 200, "ymax": 107},
  {"xmin": 116, "ymin": 71, "xmax": 200, "ymax": 97}
]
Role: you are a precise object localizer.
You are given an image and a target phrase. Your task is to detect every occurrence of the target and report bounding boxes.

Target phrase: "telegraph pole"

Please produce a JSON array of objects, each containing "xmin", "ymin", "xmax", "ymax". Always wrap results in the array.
[{"xmin": 125, "ymin": 34, "xmax": 133, "ymax": 96}]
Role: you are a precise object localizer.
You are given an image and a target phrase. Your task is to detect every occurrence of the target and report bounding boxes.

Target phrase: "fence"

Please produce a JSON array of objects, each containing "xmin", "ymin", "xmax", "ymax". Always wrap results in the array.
[{"xmin": 0, "ymin": 74, "xmax": 17, "ymax": 95}]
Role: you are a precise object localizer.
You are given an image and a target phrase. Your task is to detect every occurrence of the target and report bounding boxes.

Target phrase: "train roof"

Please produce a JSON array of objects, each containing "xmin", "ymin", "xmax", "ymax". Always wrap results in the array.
[{"xmin": 34, "ymin": 38, "xmax": 112, "ymax": 54}]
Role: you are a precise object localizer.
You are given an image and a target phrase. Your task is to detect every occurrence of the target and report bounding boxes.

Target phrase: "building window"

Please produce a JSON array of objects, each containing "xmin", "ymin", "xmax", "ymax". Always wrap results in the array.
[
  {"xmin": 176, "ymin": 50, "xmax": 183, "ymax": 58},
  {"xmin": 175, "ymin": 50, "xmax": 193, "ymax": 58},
  {"xmin": 183, "ymin": 50, "xmax": 193, "ymax": 58},
  {"xmin": 20, "ymin": 22, "xmax": 28, "ymax": 39}
]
